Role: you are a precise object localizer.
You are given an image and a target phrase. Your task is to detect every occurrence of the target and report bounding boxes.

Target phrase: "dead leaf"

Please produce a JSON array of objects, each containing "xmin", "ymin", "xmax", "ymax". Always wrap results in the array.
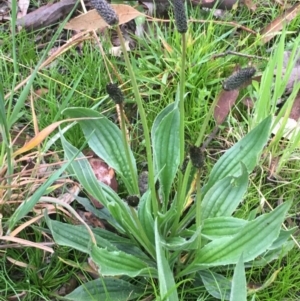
[
  {"xmin": 109, "ymin": 41, "xmax": 131, "ymax": 56},
  {"xmin": 0, "ymin": 1, "xmax": 10, "ymax": 18},
  {"xmin": 282, "ymin": 50, "xmax": 300, "ymax": 69},
  {"xmin": 65, "ymin": 5, "xmax": 144, "ymax": 31},
  {"xmin": 276, "ymin": 50, "xmax": 300, "ymax": 94},
  {"xmin": 244, "ymin": 0, "xmax": 256, "ymax": 11},
  {"xmin": 78, "ymin": 210, "xmax": 105, "ymax": 228},
  {"xmin": 56, "ymin": 277, "xmax": 78, "ymax": 296},
  {"xmin": 17, "ymin": 0, "xmax": 30, "ymax": 19},
  {"xmin": 7, "ymin": 291, "xmax": 27, "ymax": 301},
  {"xmin": 214, "ymin": 89, "xmax": 240, "ymax": 124},
  {"xmin": 138, "ymin": 171, "xmax": 149, "ymax": 196},
  {"xmin": 242, "ymin": 96, "xmax": 255, "ymax": 108},
  {"xmin": 13, "ymin": 120, "xmax": 67, "ymax": 157},
  {"xmin": 289, "ymin": 91, "xmax": 300, "ymax": 121},
  {"xmin": 85, "ymin": 151, "xmax": 118, "ymax": 208},
  {"xmin": 261, "ymin": 3, "xmax": 300, "ymax": 43},
  {"xmin": 285, "ymin": 65, "xmax": 300, "ymax": 94},
  {"xmin": 272, "ymin": 115, "xmax": 300, "ymax": 141}
]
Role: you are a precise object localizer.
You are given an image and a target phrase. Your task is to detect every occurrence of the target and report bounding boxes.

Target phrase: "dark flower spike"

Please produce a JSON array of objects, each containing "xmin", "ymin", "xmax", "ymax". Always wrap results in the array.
[
  {"xmin": 189, "ymin": 145, "xmax": 203, "ymax": 169},
  {"xmin": 223, "ymin": 67, "xmax": 256, "ymax": 91},
  {"xmin": 90, "ymin": 0, "xmax": 119, "ymax": 26},
  {"xmin": 106, "ymin": 83, "xmax": 124, "ymax": 104},
  {"xmin": 126, "ymin": 195, "xmax": 140, "ymax": 207},
  {"xmin": 173, "ymin": 0, "xmax": 188, "ymax": 34}
]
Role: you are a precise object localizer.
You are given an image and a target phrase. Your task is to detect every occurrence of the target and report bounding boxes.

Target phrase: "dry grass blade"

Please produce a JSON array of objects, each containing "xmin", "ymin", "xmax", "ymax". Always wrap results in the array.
[
  {"xmin": 12, "ymin": 117, "xmax": 100, "ymax": 157},
  {"xmin": 9, "ymin": 214, "xmax": 45, "ymax": 237},
  {"xmin": 0, "ymin": 236, "xmax": 54, "ymax": 253},
  {"xmin": 12, "ymin": 120, "xmax": 67, "ymax": 157},
  {"xmin": 290, "ymin": 91, "xmax": 300, "ymax": 121},
  {"xmin": 261, "ymin": 3, "xmax": 300, "ymax": 44}
]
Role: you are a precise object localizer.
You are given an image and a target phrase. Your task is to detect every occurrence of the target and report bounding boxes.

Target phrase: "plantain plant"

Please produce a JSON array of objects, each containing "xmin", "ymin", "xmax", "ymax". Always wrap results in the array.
[{"xmin": 6, "ymin": 0, "xmax": 295, "ymax": 300}]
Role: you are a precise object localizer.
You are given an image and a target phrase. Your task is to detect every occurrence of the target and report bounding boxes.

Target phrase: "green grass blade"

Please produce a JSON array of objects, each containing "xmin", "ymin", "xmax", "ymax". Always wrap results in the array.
[
  {"xmin": 0, "ymin": 82, "xmax": 8, "ymax": 141},
  {"xmin": 7, "ymin": 158, "xmax": 75, "ymax": 231},
  {"xmin": 8, "ymin": 3, "xmax": 79, "ymax": 129}
]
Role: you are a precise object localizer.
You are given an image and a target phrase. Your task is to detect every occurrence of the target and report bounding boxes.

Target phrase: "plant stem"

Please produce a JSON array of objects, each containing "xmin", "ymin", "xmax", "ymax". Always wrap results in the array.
[
  {"xmin": 116, "ymin": 27, "xmax": 159, "ymax": 216},
  {"xmin": 119, "ymin": 103, "xmax": 140, "ymax": 194},
  {"xmin": 172, "ymin": 32, "xmax": 187, "ymax": 235},
  {"xmin": 179, "ymin": 34, "xmax": 187, "ymax": 167}
]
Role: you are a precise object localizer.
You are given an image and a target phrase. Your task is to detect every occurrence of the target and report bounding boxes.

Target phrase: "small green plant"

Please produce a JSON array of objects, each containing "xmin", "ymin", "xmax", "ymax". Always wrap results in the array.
[{"xmin": 4, "ymin": 1, "xmax": 296, "ymax": 300}]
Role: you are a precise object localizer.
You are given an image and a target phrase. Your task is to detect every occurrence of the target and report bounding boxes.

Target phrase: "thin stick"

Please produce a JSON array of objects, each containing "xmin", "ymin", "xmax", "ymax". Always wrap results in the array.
[{"xmin": 212, "ymin": 50, "xmax": 268, "ymax": 61}]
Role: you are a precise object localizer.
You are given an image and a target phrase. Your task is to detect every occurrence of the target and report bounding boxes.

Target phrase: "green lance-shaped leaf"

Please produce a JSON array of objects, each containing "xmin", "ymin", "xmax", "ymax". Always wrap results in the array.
[
  {"xmin": 152, "ymin": 103, "xmax": 180, "ymax": 206},
  {"xmin": 61, "ymin": 136, "xmax": 155, "ymax": 256},
  {"xmin": 65, "ymin": 278, "xmax": 144, "ymax": 301},
  {"xmin": 181, "ymin": 200, "xmax": 291, "ymax": 275},
  {"xmin": 91, "ymin": 244, "xmax": 157, "ymax": 277},
  {"xmin": 45, "ymin": 216, "xmax": 117, "ymax": 253},
  {"xmin": 63, "ymin": 107, "xmax": 138, "ymax": 194},
  {"xmin": 138, "ymin": 191, "xmax": 155, "ymax": 244},
  {"xmin": 154, "ymin": 219, "xmax": 179, "ymax": 301},
  {"xmin": 203, "ymin": 116, "xmax": 271, "ymax": 194},
  {"xmin": 201, "ymin": 216, "xmax": 248, "ymax": 240},
  {"xmin": 196, "ymin": 201, "xmax": 291, "ymax": 267},
  {"xmin": 230, "ymin": 254, "xmax": 247, "ymax": 301},
  {"xmin": 198, "ymin": 270, "xmax": 231, "ymax": 300},
  {"xmin": 201, "ymin": 165, "xmax": 249, "ymax": 220},
  {"xmin": 61, "ymin": 135, "xmax": 126, "ymax": 230}
]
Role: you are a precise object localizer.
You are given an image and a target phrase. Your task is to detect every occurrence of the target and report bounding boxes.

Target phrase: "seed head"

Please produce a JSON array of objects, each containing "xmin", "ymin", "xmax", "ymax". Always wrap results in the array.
[
  {"xmin": 106, "ymin": 83, "xmax": 124, "ymax": 104},
  {"xmin": 126, "ymin": 195, "xmax": 140, "ymax": 207},
  {"xmin": 223, "ymin": 67, "xmax": 256, "ymax": 91},
  {"xmin": 90, "ymin": 0, "xmax": 118, "ymax": 26},
  {"xmin": 189, "ymin": 145, "xmax": 203, "ymax": 169},
  {"xmin": 172, "ymin": 0, "xmax": 187, "ymax": 34}
]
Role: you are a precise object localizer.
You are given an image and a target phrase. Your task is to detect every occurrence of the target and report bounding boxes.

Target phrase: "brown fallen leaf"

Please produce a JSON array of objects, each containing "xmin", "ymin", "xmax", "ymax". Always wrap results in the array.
[
  {"xmin": 275, "ymin": 50, "xmax": 300, "ymax": 94},
  {"xmin": 17, "ymin": 0, "xmax": 30, "ymax": 19},
  {"xmin": 289, "ymin": 91, "xmax": 300, "ymax": 121},
  {"xmin": 85, "ymin": 151, "xmax": 118, "ymax": 208},
  {"xmin": 285, "ymin": 65, "xmax": 300, "ymax": 94},
  {"xmin": 243, "ymin": 0, "xmax": 256, "ymax": 11},
  {"xmin": 261, "ymin": 2, "xmax": 300, "ymax": 44},
  {"xmin": 65, "ymin": 5, "xmax": 144, "ymax": 31},
  {"xmin": 214, "ymin": 89, "xmax": 240, "ymax": 125}
]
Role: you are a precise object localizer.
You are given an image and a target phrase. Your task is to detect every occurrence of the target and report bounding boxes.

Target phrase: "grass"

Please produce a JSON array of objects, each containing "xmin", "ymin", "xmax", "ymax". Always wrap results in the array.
[{"xmin": 1, "ymin": 0, "xmax": 300, "ymax": 300}]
